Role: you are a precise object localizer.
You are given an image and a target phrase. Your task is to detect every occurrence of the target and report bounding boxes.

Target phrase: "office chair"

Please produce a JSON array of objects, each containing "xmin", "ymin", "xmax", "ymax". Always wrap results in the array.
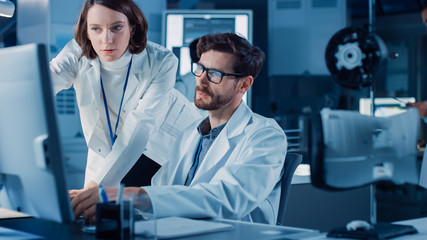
[{"xmin": 276, "ymin": 153, "xmax": 302, "ymax": 226}]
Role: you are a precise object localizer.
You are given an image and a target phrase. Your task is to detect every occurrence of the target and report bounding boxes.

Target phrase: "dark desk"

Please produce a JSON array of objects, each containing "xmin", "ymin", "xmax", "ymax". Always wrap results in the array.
[
  {"xmin": 0, "ymin": 217, "xmax": 94, "ymax": 240},
  {"xmin": 0, "ymin": 217, "xmax": 318, "ymax": 240},
  {"xmin": 320, "ymin": 217, "xmax": 427, "ymax": 239}
]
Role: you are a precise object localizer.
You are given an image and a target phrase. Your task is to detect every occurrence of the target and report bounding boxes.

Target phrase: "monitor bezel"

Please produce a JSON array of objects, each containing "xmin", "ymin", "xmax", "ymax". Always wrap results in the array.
[
  {"xmin": 162, "ymin": 9, "xmax": 253, "ymax": 47},
  {"xmin": 0, "ymin": 43, "xmax": 73, "ymax": 222}
]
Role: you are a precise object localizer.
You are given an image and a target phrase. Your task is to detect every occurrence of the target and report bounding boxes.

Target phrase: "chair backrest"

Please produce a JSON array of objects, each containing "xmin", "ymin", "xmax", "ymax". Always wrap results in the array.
[{"xmin": 276, "ymin": 153, "xmax": 302, "ymax": 226}]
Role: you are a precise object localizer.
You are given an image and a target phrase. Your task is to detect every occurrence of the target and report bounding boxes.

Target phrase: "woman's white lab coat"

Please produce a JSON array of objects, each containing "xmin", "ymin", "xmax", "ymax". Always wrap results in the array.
[
  {"xmin": 143, "ymin": 102, "xmax": 287, "ymax": 224},
  {"xmin": 50, "ymin": 39, "xmax": 201, "ymax": 187}
]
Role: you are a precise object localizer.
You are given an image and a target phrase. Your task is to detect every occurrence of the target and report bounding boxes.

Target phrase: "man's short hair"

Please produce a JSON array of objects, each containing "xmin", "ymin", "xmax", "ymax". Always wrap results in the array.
[
  {"xmin": 189, "ymin": 38, "xmax": 200, "ymax": 63},
  {"xmin": 74, "ymin": 0, "xmax": 148, "ymax": 60},
  {"xmin": 196, "ymin": 32, "xmax": 265, "ymax": 79}
]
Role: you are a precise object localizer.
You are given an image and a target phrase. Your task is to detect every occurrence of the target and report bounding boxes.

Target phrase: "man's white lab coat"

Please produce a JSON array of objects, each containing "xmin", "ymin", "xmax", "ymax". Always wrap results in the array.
[{"xmin": 144, "ymin": 102, "xmax": 287, "ymax": 224}]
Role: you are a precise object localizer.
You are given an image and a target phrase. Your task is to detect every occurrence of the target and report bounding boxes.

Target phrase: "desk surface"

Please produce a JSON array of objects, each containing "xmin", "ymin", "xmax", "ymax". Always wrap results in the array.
[
  {"xmin": 1, "ymin": 216, "xmax": 426, "ymax": 240},
  {"xmin": 0, "ymin": 217, "xmax": 316, "ymax": 240}
]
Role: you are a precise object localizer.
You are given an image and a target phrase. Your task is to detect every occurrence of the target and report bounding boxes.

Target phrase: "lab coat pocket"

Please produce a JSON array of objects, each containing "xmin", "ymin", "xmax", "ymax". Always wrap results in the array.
[
  {"xmin": 159, "ymin": 100, "xmax": 185, "ymax": 139},
  {"xmin": 144, "ymin": 99, "xmax": 185, "ymax": 165}
]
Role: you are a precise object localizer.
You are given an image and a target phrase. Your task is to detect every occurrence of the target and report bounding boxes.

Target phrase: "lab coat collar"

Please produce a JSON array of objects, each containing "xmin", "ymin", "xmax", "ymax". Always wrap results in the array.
[
  {"xmin": 223, "ymin": 102, "xmax": 252, "ymax": 139},
  {"xmin": 198, "ymin": 101, "xmax": 252, "ymax": 139},
  {"xmin": 85, "ymin": 48, "xmax": 149, "ymax": 110}
]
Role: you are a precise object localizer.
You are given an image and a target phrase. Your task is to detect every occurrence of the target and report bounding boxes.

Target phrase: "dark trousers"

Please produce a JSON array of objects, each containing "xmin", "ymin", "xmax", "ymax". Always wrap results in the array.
[{"xmin": 120, "ymin": 154, "xmax": 161, "ymax": 187}]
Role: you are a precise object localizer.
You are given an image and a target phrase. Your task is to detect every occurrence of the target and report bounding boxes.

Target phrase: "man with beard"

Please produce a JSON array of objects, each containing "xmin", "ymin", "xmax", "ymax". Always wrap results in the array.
[{"xmin": 72, "ymin": 32, "xmax": 288, "ymax": 225}]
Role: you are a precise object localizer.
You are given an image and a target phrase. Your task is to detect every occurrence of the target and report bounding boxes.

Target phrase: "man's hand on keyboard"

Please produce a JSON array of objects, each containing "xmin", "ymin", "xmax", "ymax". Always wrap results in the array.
[{"xmin": 69, "ymin": 185, "xmax": 147, "ymax": 223}]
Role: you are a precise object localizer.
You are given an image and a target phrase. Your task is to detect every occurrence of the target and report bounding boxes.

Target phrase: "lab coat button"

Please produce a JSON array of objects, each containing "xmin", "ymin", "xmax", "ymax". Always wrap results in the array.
[
  {"xmin": 95, "ymin": 107, "xmax": 98, "ymax": 111},
  {"xmin": 98, "ymin": 148, "xmax": 101, "ymax": 152}
]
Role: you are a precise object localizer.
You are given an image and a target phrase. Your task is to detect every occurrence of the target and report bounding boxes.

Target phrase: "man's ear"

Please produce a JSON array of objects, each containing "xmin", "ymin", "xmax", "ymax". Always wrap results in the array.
[{"xmin": 239, "ymin": 75, "xmax": 253, "ymax": 94}]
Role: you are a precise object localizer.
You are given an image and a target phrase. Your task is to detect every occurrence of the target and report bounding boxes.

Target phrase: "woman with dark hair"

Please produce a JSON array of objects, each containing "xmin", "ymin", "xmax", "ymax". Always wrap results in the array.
[{"xmin": 50, "ymin": 0, "xmax": 200, "ymax": 193}]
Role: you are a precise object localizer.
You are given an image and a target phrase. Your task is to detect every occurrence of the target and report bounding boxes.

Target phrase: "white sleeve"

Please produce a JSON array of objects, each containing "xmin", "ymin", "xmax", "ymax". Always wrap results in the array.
[
  {"xmin": 49, "ymin": 39, "xmax": 82, "ymax": 94},
  {"xmin": 93, "ymin": 50, "xmax": 178, "ymax": 186},
  {"xmin": 144, "ymin": 127, "xmax": 287, "ymax": 220}
]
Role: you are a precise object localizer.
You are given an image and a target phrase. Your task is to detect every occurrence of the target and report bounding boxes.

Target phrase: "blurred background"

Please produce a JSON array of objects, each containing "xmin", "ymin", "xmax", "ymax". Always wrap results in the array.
[{"xmin": 1, "ymin": 0, "xmax": 427, "ymax": 231}]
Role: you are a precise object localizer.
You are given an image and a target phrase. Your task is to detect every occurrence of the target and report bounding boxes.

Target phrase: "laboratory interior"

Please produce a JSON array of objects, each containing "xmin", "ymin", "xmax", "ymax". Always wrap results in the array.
[{"xmin": 1, "ymin": 0, "xmax": 427, "ymax": 239}]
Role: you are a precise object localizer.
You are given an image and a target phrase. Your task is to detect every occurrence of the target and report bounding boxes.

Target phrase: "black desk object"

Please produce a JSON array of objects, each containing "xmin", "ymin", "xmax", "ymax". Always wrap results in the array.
[{"xmin": 328, "ymin": 222, "xmax": 418, "ymax": 240}]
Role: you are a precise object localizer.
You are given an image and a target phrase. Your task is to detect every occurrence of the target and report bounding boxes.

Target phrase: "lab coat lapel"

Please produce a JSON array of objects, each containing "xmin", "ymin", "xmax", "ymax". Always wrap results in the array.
[
  {"xmin": 123, "ymin": 51, "xmax": 150, "ymax": 109},
  {"xmin": 122, "ymin": 71, "xmax": 139, "ymax": 107},
  {"xmin": 193, "ymin": 133, "xmax": 230, "ymax": 180},
  {"xmin": 86, "ymin": 60, "xmax": 102, "ymax": 109},
  {"xmin": 168, "ymin": 129, "xmax": 201, "ymax": 184},
  {"xmin": 85, "ymin": 59, "xmax": 112, "ymax": 155},
  {"xmin": 123, "ymin": 55, "xmax": 141, "ymax": 106},
  {"xmin": 192, "ymin": 102, "xmax": 252, "ymax": 183}
]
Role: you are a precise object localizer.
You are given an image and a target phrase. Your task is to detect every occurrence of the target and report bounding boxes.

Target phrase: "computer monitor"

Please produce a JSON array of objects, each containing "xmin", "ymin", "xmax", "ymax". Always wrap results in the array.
[
  {"xmin": 162, "ymin": 9, "xmax": 253, "ymax": 107},
  {"xmin": 359, "ymin": 97, "xmax": 416, "ymax": 117},
  {"xmin": 0, "ymin": 44, "xmax": 74, "ymax": 222},
  {"xmin": 310, "ymin": 108, "xmax": 419, "ymax": 190}
]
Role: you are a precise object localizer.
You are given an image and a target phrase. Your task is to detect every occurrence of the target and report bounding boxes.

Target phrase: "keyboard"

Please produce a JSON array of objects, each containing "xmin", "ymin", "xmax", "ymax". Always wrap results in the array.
[{"xmin": 327, "ymin": 222, "xmax": 418, "ymax": 239}]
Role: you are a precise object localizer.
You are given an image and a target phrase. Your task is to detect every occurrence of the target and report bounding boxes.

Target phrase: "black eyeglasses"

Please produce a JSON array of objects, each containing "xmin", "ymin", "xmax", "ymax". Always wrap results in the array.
[{"xmin": 191, "ymin": 62, "xmax": 243, "ymax": 84}]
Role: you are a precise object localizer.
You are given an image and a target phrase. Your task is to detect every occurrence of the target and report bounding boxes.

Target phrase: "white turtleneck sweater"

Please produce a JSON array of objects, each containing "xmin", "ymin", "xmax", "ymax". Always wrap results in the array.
[{"xmin": 99, "ymin": 50, "xmax": 132, "ymax": 141}]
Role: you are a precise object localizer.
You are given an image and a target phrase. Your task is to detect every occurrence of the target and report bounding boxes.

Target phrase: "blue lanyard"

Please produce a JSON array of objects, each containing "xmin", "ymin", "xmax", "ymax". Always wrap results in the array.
[
  {"xmin": 100, "ymin": 58, "xmax": 132, "ymax": 146},
  {"xmin": 188, "ymin": 138, "xmax": 203, "ymax": 185}
]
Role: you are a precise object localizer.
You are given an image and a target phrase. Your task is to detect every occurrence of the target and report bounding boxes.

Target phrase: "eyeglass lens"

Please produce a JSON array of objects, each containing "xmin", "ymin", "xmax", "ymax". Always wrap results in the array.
[{"xmin": 192, "ymin": 63, "xmax": 223, "ymax": 83}]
